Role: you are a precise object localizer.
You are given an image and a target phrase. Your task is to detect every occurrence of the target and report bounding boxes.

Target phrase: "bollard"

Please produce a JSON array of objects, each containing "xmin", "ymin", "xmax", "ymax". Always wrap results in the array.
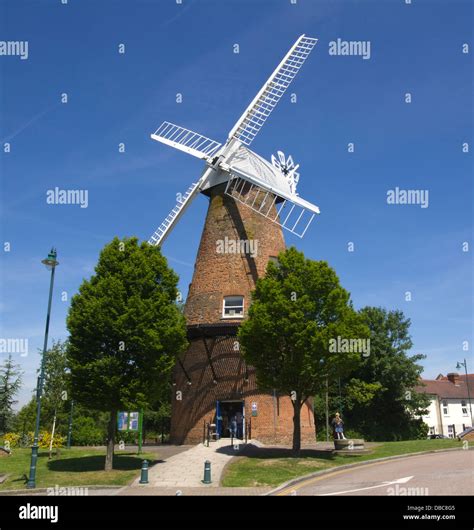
[
  {"xmin": 139, "ymin": 459, "xmax": 149, "ymax": 484},
  {"xmin": 202, "ymin": 460, "xmax": 212, "ymax": 484}
]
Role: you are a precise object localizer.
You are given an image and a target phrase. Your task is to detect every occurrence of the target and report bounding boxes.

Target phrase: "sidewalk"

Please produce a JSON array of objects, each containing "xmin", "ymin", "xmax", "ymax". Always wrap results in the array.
[{"xmin": 129, "ymin": 438, "xmax": 255, "ymax": 489}]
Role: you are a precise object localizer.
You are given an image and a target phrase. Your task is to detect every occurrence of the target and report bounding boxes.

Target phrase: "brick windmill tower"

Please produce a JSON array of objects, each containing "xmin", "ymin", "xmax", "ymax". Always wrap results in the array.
[{"xmin": 148, "ymin": 35, "xmax": 320, "ymax": 444}]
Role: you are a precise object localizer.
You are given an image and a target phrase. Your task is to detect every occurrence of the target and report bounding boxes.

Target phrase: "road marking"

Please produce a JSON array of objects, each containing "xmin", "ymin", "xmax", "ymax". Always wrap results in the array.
[
  {"xmin": 276, "ymin": 459, "xmax": 396, "ymax": 496},
  {"xmin": 319, "ymin": 476, "xmax": 414, "ymax": 496}
]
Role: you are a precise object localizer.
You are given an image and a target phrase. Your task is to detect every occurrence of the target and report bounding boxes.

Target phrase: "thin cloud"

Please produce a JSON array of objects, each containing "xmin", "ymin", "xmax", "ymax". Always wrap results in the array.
[{"xmin": 1, "ymin": 102, "xmax": 60, "ymax": 143}]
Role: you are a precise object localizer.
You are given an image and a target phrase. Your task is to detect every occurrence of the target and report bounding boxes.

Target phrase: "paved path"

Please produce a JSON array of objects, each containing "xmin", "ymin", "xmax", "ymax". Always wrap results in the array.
[
  {"xmin": 274, "ymin": 450, "xmax": 474, "ymax": 496},
  {"xmin": 129, "ymin": 438, "xmax": 250, "ymax": 489},
  {"xmin": 126, "ymin": 443, "xmax": 192, "ymax": 459}
]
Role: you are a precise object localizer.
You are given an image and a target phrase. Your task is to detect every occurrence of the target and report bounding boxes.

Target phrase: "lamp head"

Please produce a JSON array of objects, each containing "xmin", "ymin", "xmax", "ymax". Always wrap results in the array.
[{"xmin": 42, "ymin": 248, "xmax": 59, "ymax": 270}]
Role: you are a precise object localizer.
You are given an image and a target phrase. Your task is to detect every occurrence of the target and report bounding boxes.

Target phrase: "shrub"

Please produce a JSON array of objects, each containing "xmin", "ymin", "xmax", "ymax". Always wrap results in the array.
[
  {"xmin": 116, "ymin": 430, "xmax": 139, "ymax": 445},
  {"xmin": 316, "ymin": 428, "xmax": 365, "ymax": 442},
  {"xmin": 344, "ymin": 429, "xmax": 366, "ymax": 439},
  {"xmin": 18, "ymin": 433, "xmax": 31, "ymax": 448},
  {"xmin": 408, "ymin": 420, "xmax": 429, "ymax": 440},
  {"xmin": 2, "ymin": 432, "xmax": 21, "ymax": 449},
  {"xmin": 71, "ymin": 416, "xmax": 105, "ymax": 446},
  {"xmin": 35, "ymin": 431, "xmax": 66, "ymax": 449},
  {"xmin": 3, "ymin": 431, "xmax": 66, "ymax": 449}
]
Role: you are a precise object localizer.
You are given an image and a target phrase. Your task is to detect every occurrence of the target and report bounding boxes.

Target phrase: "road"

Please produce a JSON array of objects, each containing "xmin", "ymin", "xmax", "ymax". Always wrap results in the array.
[{"xmin": 275, "ymin": 450, "xmax": 474, "ymax": 496}]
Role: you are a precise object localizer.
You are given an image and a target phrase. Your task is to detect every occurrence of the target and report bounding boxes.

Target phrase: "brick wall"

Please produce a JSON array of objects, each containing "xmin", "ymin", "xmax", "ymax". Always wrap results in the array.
[
  {"xmin": 185, "ymin": 183, "xmax": 285, "ymax": 325},
  {"xmin": 170, "ymin": 334, "xmax": 315, "ymax": 445},
  {"xmin": 170, "ymin": 184, "xmax": 315, "ymax": 445}
]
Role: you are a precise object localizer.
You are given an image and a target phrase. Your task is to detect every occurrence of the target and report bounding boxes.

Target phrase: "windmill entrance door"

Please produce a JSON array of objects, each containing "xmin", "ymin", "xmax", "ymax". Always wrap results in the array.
[{"xmin": 216, "ymin": 400, "xmax": 245, "ymax": 439}]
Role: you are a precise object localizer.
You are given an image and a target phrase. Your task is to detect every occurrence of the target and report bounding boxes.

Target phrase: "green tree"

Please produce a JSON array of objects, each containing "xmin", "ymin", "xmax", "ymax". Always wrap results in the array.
[
  {"xmin": 342, "ymin": 306, "xmax": 430, "ymax": 440},
  {"xmin": 238, "ymin": 248, "xmax": 369, "ymax": 453},
  {"xmin": 13, "ymin": 399, "xmax": 107, "ymax": 446},
  {"xmin": 41, "ymin": 340, "xmax": 69, "ymax": 457},
  {"xmin": 142, "ymin": 402, "xmax": 171, "ymax": 443},
  {"xmin": 13, "ymin": 398, "xmax": 37, "ymax": 436},
  {"xmin": 0, "ymin": 354, "xmax": 23, "ymax": 434},
  {"xmin": 66, "ymin": 237, "xmax": 188, "ymax": 470},
  {"xmin": 344, "ymin": 379, "xmax": 383, "ymax": 409}
]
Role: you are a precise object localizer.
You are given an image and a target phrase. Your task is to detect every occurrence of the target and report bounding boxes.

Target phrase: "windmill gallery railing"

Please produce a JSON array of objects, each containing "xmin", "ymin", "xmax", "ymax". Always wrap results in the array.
[{"xmin": 225, "ymin": 175, "xmax": 316, "ymax": 238}]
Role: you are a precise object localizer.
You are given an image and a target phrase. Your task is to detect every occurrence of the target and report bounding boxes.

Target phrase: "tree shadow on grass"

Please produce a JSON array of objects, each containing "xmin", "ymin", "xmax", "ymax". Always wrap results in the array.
[
  {"xmin": 235, "ymin": 445, "xmax": 337, "ymax": 461},
  {"xmin": 48, "ymin": 454, "xmax": 160, "ymax": 473}
]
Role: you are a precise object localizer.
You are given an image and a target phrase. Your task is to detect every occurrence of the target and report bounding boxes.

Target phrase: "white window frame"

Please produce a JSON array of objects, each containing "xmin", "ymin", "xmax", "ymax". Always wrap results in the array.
[
  {"xmin": 442, "ymin": 400, "xmax": 449, "ymax": 416},
  {"xmin": 222, "ymin": 296, "xmax": 244, "ymax": 319},
  {"xmin": 461, "ymin": 400, "xmax": 468, "ymax": 416}
]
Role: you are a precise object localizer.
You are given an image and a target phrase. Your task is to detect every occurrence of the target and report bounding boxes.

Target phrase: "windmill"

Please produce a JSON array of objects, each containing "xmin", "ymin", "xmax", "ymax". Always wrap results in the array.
[
  {"xmin": 149, "ymin": 35, "xmax": 320, "ymax": 445},
  {"xmin": 148, "ymin": 34, "xmax": 319, "ymax": 247}
]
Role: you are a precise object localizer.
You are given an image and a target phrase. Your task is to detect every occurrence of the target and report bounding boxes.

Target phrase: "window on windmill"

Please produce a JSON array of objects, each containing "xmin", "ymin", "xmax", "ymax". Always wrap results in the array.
[
  {"xmin": 268, "ymin": 256, "xmax": 279, "ymax": 267},
  {"xmin": 223, "ymin": 296, "xmax": 244, "ymax": 318}
]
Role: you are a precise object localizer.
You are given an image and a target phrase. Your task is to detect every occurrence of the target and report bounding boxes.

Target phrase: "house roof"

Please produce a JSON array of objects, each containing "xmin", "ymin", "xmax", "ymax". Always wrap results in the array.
[{"xmin": 416, "ymin": 374, "xmax": 474, "ymax": 399}]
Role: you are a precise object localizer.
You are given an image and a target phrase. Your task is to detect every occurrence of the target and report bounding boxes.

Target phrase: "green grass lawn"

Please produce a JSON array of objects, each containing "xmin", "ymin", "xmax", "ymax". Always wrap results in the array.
[
  {"xmin": 221, "ymin": 439, "xmax": 464, "ymax": 487},
  {"xmin": 0, "ymin": 448, "xmax": 156, "ymax": 491},
  {"xmin": 0, "ymin": 440, "xmax": 464, "ymax": 491}
]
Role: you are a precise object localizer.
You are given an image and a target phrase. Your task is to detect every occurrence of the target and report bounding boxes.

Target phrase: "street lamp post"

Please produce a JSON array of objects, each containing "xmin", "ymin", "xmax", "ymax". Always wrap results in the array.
[
  {"xmin": 27, "ymin": 248, "xmax": 59, "ymax": 489},
  {"xmin": 456, "ymin": 358, "xmax": 473, "ymax": 426}
]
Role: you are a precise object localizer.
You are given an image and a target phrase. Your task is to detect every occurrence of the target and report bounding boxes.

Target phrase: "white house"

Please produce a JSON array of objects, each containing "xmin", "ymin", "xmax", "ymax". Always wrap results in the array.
[{"xmin": 416, "ymin": 372, "xmax": 473, "ymax": 438}]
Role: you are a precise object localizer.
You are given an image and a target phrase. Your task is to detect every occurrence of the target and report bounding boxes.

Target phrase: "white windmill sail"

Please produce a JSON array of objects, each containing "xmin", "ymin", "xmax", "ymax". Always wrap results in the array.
[
  {"xmin": 148, "ymin": 180, "xmax": 202, "ymax": 246},
  {"xmin": 151, "ymin": 121, "xmax": 222, "ymax": 160},
  {"xmin": 147, "ymin": 34, "xmax": 320, "ymax": 245},
  {"xmin": 147, "ymin": 121, "xmax": 222, "ymax": 246},
  {"xmin": 228, "ymin": 34, "xmax": 318, "ymax": 146}
]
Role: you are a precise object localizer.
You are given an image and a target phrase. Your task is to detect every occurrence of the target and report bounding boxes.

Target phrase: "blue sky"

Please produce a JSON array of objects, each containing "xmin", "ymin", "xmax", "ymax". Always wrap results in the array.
[{"xmin": 0, "ymin": 0, "xmax": 472, "ymax": 408}]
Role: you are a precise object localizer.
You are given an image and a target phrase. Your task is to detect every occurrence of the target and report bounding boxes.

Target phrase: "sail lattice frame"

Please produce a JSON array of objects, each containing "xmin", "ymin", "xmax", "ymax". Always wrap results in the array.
[{"xmin": 151, "ymin": 121, "xmax": 222, "ymax": 160}]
